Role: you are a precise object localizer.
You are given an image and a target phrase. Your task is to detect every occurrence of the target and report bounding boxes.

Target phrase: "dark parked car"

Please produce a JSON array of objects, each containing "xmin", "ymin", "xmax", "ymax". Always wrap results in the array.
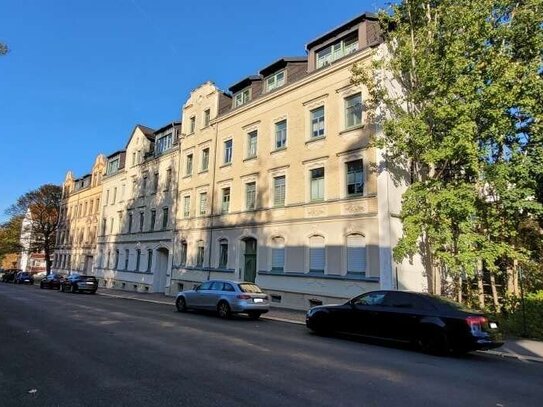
[
  {"xmin": 14, "ymin": 271, "xmax": 34, "ymax": 285},
  {"xmin": 40, "ymin": 273, "xmax": 63, "ymax": 290},
  {"xmin": 1, "ymin": 269, "xmax": 19, "ymax": 283},
  {"xmin": 60, "ymin": 274, "xmax": 98, "ymax": 294},
  {"xmin": 306, "ymin": 290, "xmax": 504, "ymax": 354}
]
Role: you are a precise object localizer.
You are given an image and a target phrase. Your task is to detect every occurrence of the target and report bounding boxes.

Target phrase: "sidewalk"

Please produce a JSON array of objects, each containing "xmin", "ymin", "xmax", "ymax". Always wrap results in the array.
[{"xmin": 97, "ymin": 288, "xmax": 543, "ymax": 363}]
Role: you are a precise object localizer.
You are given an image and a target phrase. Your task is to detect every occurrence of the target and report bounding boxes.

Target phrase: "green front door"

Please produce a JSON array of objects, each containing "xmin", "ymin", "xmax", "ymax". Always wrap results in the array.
[{"xmin": 243, "ymin": 238, "xmax": 257, "ymax": 283}]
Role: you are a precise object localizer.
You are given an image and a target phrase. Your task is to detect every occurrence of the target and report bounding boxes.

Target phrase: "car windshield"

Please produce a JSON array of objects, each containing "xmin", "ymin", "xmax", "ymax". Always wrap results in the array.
[{"xmin": 238, "ymin": 283, "xmax": 263, "ymax": 293}]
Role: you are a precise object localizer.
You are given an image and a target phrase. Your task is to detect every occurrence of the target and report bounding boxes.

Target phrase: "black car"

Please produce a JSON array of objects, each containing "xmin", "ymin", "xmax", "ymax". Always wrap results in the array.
[
  {"xmin": 14, "ymin": 272, "xmax": 34, "ymax": 285},
  {"xmin": 40, "ymin": 273, "xmax": 63, "ymax": 290},
  {"xmin": 60, "ymin": 274, "xmax": 98, "ymax": 294},
  {"xmin": 1, "ymin": 269, "xmax": 19, "ymax": 283},
  {"xmin": 306, "ymin": 290, "xmax": 503, "ymax": 354}
]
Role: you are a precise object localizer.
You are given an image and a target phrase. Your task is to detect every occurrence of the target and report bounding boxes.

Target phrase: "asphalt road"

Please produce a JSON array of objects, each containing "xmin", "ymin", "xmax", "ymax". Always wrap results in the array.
[{"xmin": 1, "ymin": 284, "xmax": 542, "ymax": 407}]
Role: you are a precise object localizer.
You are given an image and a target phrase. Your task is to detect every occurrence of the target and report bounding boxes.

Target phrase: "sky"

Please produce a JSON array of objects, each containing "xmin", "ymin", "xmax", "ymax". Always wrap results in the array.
[{"xmin": 0, "ymin": 0, "xmax": 388, "ymax": 221}]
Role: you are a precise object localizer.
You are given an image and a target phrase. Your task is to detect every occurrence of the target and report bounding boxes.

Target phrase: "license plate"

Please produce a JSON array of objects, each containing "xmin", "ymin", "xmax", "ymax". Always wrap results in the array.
[
  {"xmin": 253, "ymin": 298, "xmax": 264, "ymax": 303},
  {"xmin": 489, "ymin": 322, "xmax": 498, "ymax": 329}
]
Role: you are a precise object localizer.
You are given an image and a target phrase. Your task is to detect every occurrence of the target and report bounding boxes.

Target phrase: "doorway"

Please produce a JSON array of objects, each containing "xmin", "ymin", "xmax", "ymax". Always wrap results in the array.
[
  {"xmin": 242, "ymin": 238, "xmax": 257, "ymax": 283},
  {"xmin": 153, "ymin": 248, "xmax": 169, "ymax": 293}
]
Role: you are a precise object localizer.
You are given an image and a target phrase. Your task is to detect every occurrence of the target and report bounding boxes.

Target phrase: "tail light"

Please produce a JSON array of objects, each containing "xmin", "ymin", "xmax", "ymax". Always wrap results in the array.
[
  {"xmin": 466, "ymin": 316, "xmax": 488, "ymax": 332},
  {"xmin": 237, "ymin": 294, "xmax": 251, "ymax": 300}
]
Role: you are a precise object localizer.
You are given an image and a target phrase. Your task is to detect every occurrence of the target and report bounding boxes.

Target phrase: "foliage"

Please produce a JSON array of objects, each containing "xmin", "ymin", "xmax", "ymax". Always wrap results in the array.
[
  {"xmin": 352, "ymin": 0, "xmax": 543, "ymax": 294},
  {"xmin": 0, "ymin": 42, "xmax": 7, "ymax": 55},
  {"xmin": 0, "ymin": 216, "xmax": 23, "ymax": 261},
  {"xmin": 496, "ymin": 291, "xmax": 543, "ymax": 340}
]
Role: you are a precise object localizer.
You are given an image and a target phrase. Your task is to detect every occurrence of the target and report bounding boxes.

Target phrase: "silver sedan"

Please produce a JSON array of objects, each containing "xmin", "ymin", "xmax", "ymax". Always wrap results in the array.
[{"xmin": 175, "ymin": 279, "xmax": 270, "ymax": 319}]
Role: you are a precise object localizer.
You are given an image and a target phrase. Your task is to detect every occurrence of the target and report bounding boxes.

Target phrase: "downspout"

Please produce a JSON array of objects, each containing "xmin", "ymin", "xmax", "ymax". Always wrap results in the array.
[{"xmin": 206, "ymin": 112, "xmax": 220, "ymax": 281}]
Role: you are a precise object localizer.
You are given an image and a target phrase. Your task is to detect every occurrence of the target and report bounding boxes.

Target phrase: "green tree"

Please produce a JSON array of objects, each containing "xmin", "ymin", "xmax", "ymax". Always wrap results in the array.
[
  {"xmin": 0, "ymin": 42, "xmax": 8, "ymax": 55},
  {"xmin": 0, "ymin": 215, "xmax": 23, "ymax": 261},
  {"xmin": 352, "ymin": 0, "xmax": 543, "ymax": 297},
  {"xmin": 8, "ymin": 184, "xmax": 62, "ymax": 274}
]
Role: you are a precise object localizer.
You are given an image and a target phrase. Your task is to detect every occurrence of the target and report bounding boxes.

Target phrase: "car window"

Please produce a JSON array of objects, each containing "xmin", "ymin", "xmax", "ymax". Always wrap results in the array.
[
  {"xmin": 352, "ymin": 292, "xmax": 386, "ymax": 306},
  {"xmin": 210, "ymin": 282, "xmax": 224, "ymax": 291},
  {"xmin": 238, "ymin": 283, "xmax": 263, "ymax": 293},
  {"xmin": 223, "ymin": 283, "xmax": 235, "ymax": 292},
  {"xmin": 199, "ymin": 281, "xmax": 213, "ymax": 290}
]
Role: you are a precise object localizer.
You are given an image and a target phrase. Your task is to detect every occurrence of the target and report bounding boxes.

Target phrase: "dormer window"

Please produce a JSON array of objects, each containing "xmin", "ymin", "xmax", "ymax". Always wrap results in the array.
[
  {"xmin": 107, "ymin": 158, "xmax": 120, "ymax": 175},
  {"xmin": 265, "ymin": 70, "xmax": 285, "ymax": 92},
  {"xmin": 233, "ymin": 88, "xmax": 251, "ymax": 108},
  {"xmin": 316, "ymin": 32, "xmax": 359, "ymax": 69},
  {"xmin": 155, "ymin": 133, "xmax": 173, "ymax": 155}
]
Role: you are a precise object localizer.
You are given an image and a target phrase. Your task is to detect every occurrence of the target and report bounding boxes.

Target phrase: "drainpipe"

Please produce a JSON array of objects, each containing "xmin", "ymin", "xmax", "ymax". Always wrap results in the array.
[{"xmin": 206, "ymin": 110, "xmax": 220, "ymax": 281}]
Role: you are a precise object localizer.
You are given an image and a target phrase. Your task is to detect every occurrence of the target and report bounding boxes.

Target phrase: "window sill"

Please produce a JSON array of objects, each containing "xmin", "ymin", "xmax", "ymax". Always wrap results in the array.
[
  {"xmin": 305, "ymin": 135, "xmax": 326, "ymax": 144},
  {"xmin": 182, "ymin": 174, "xmax": 193, "ymax": 179},
  {"xmin": 271, "ymin": 147, "xmax": 287, "ymax": 155},
  {"xmin": 243, "ymin": 156, "xmax": 257, "ymax": 162},
  {"xmin": 340, "ymin": 124, "xmax": 364, "ymax": 135},
  {"xmin": 198, "ymin": 169, "xmax": 209, "ymax": 174},
  {"xmin": 220, "ymin": 163, "xmax": 232, "ymax": 168}
]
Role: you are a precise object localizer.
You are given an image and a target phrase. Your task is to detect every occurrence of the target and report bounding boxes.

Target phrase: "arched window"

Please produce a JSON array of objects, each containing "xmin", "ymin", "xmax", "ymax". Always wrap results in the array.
[
  {"xmin": 196, "ymin": 240, "xmax": 205, "ymax": 267},
  {"xmin": 271, "ymin": 236, "xmax": 285, "ymax": 272},
  {"xmin": 309, "ymin": 235, "xmax": 325, "ymax": 273},
  {"xmin": 218, "ymin": 239, "xmax": 228, "ymax": 268},
  {"xmin": 346, "ymin": 234, "xmax": 366, "ymax": 274},
  {"xmin": 180, "ymin": 241, "xmax": 187, "ymax": 266}
]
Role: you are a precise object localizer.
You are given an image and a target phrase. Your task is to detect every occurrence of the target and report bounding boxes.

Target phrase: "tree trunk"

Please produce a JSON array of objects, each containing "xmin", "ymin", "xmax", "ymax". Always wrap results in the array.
[
  {"xmin": 477, "ymin": 260, "xmax": 485, "ymax": 309},
  {"xmin": 457, "ymin": 276, "xmax": 463, "ymax": 303},
  {"xmin": 490, "ymin": 273, "xmax": 500, "ymax": 311},
  {"xmin": 44, "ymin": 235, "xmax": 51, "ymax": 275},
  {"xmin": 506, "ymin": 263, "xmax": 515, "ymax": 295},
  {"xmin": 513, "ymin": 260, "xmax": 520, "ymax": 296}
]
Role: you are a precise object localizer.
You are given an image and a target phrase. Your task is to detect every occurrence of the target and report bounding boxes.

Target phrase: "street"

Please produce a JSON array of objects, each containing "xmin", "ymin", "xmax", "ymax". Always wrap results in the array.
[{"xmin": 1, "ymin": 284, "xmax": 542, "ymax": 407}]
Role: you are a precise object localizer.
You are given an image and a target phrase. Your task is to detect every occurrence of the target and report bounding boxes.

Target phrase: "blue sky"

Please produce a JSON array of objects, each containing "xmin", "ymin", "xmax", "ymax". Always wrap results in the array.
[{"xmin": 0, "ymin": 0, "xmax": 387, "ymax": 221}]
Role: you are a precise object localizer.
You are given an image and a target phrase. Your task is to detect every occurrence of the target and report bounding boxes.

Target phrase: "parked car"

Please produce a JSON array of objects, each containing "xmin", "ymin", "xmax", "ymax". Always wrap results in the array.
[
  {"xmin": 60, "ymin": 274, "xmax": 98, "ymax": 294},
  {"xmin": 175, "ymin": 279, "xmax": 270, "ymax": 319},
  {"xmin": 40, "ymin": 273, "xmax": 63, "ymax": 290},
  {"xmin": 1, "ymin": 269, "xmax": 19, "ymax": 283},
  {"xmin": 14, "ymin": 271, "xmax": 34, "ymax": 285},
  {"xmin": 305, "ymin": 290, "xmax": 504, "ymax": 354}
]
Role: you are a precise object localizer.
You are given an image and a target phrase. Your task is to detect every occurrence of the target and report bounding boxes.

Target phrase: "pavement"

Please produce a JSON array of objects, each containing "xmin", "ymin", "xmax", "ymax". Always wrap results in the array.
[{"xmin": 97, "ymin": 287, "xmax": 543, "ymax": 363}]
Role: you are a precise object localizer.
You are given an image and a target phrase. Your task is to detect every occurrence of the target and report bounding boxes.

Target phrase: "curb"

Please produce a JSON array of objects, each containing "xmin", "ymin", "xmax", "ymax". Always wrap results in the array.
[{"xmin": 478, "ymin": 349, "xmax": 543, "ymax": 364}]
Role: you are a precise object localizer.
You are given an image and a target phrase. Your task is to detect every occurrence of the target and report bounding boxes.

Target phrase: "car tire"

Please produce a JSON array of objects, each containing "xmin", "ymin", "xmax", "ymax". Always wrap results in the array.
[
  {"xmin": 176, "ymin": 297, "xmax": 187, "ymax": 312},
  {"xmin": 247, "ymin": 311, "xmax": 262, "ymax": 320},
  {"xmin": 217, "ymin": 301, "xmax": 231, "ymax": 319},
  {"xmin": 418, "ymin": 329, "xmax": 449, "ymax": 355},
  {"xmin": 71, "ymin": 285, "xmax": 77, "ymax": 294}
]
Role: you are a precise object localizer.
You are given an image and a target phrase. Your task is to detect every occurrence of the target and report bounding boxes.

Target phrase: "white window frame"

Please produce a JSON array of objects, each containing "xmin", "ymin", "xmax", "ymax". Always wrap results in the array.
[
  {"xmin": 224, "ymin": 139, "xmax": 233, "ymax": 164},
  {"xmin": 344, "ymin": 93, "xmax": 362, "ymax": 129},
  {"xmin": 310, "ymin": 106, "xmax": 325, "ymax": 139},
  {"xmin": 275, "ymin": 120, "xmax": 287, "ymax": 150},
  {"xmin": 233, "ymin": 88, "xmax": 251, "ymax": 108},
  {"xmin": 245, "ymin": 182, "xmax": 256, "ymax": 211},
  {"xmin": 265, "ymin": 70, "xmax": 286, "ymax": 92},
  {"xmin": 247, "ymin": 130, "xmax": 258, "ymax": 158},
  {"xmin": 308, "ymin": 235, "xmax": 326, "ymax": 273},
  {"xmin": 201, "ymin": 148, "xmax": 210, "ymax": 172},
  {"xmin": 316, "ymin": 32, "xmax": 359, "ymax": 69}
]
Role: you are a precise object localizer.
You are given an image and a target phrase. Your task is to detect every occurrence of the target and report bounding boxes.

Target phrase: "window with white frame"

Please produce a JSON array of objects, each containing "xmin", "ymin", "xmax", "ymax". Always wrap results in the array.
[
  {"xmin": 234, "ymin": 88, "xmax": 250, "ymax": 107},
  {"xmin": 189, "ymin": 116, "xmax": 196, "ymax": 134},
  {"xmin": 273, "ymin": 175, "xmax": 286, "ymax": 207},
  {"xmin": 309, "ymin": 235, "xmax": 325, "ymax": 273},
  {"xmin": 310, "ymin": 167, "xmax": 325, "ymax": 201},
  {"xmin": 346, "ymin": 234, "xmax": 367, "ymax": 274},
  {"xmin": 186, "ymin": 153, "xmax": 193, "ymax": 176},
  {"xmin": 196, "ymin": 240, "xmax": 205, "ymax": 266},
  {"xmin": 107, "ymin": 158, "xmax": 120, "ymax": 175},
  {"xmin": 183, "ymin": 196, "xmax": 190, "ymax": 218},
  {"xmin": 271, "ymin": 236, "xmax": 285, "ymax": 272},
  {"xmin": 221, "ymin": 187, "xmax": 230, "ymax": 213},
  {"xmin": 316, "ymin": 32, "xmax": 359, "ymax": 69},
  {"xmin": 245, "ymin": 182, "xmax": 256, "ymax": 210},
  {"xmin": 199, "ymin": 192, "xmax": 207, "ymax": 215},
  {"xmin": 156, "ymin": 133, "xmax": 173, "ymax": 155},
  {"xmin": 165, "ymin": 168, "xmax": 172, "ymax": 190},
  {"xmin": 203, "ymin": 109, "xmax": 211, "ymax": 127},
  {"xmin": 224, "ymin": 139, "xmax": 233, "ymax": 164},
  {"xmin": 247, "ymin": 130, "xmax": 257, "ymax": 158},
  {"xmin": 201, "ymin": 148, "xmax": 209, "ymax": 171},
  {"xmin": 218, "ymin": 239, "xmax": 228, "ymax": 268},
  {"xmin": 266, "ymin": 70, "xmax": 285, "ymax": 92},
  {"xmin": 310, "ymin": 106, "xmax": 325, "ymax": 138},
  {"xmin": 346, "ymin": 159, "xmax": 364, "ymax": 196},
  {"xmin": 345, "ymin": 93, "xmax": 362, "ymax": 129},
  {"xmin": 275, "ymin": 120, "xmax": 287, "ymax": 150}
]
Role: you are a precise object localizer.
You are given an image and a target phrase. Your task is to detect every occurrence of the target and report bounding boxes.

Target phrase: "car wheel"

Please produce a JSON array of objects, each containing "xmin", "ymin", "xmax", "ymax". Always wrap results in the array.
[
  {"xmin": 418, "ymin": 329, "xmax": 449, "ymax": 355},
  {"xmin": 247, "ymin": 311, "xmax": 262, "ymax": 320},
  {"xmin": 71, "ymin": 285, "xmax": 77, "ymax": 294},
  {"xmin": 176, "ymin": 297, "xmax": 187, "ymax": 312},
  {"xmin": 217, "ymin": 301, "xmax": 231, "ymax": 319}
]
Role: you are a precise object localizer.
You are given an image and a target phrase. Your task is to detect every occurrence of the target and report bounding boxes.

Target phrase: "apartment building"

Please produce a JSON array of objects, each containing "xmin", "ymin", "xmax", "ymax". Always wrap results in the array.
[
  {"xmin": 54, "ymin": 154, "xmax": 106, "ymax": 274},
  {"xmin": 169, "ymin": 12, "xmax": 425, "ymax": 309},
  {"xmin": 94, "ymin": 122, "xmax": 180, "ymax": 293}
]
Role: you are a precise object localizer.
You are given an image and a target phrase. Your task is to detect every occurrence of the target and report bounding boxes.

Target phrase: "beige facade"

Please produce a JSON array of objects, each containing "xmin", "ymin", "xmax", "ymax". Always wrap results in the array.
[
  {"xmin": 54, "ymin": 154, "xmax": 106, "ymax": 274},
  {"xmin": 94, "ymin": 123, "xmax": 180, "ymax": 293},
  {"xmin": 169, "ymin": 13, "xmax": 426, "ymax": 309}
]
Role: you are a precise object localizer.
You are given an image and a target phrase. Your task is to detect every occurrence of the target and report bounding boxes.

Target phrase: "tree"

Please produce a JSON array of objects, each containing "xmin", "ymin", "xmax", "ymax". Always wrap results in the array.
[
  {"xmin": 7, "ymin": 184, "xmax": 62, "ymax": 274},
  {"xmin": 0, "ymin": 215, "xmax": 23, "ymax": 261},
  {"xmin": 352, "ymin": 0, "xmax": 543, "ymax": 297},
  {"xmin": 0, "ymin": 42, "xmax": 8, "ymax": 55}
]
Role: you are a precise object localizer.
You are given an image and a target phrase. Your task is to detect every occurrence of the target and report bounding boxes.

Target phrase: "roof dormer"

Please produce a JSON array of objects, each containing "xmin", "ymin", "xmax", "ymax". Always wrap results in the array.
[
  {"xmin": 229, "ymin": 76, "xmax": 262, "ymax": 108},
  {"xmin": 259, "ymin": 57, "xmax": 307, "ymax": 94}
]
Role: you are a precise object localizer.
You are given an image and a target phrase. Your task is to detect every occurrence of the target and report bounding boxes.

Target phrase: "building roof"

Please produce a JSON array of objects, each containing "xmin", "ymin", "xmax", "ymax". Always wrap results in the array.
[
  {"xmin": 229, "ymin": 75, "xmax": 261, "ymax": 94},
  {"xmin": 154, "ymin": 121, "xmax": 181, "ymax": 135},
  {"xmin": 259, "ymin": 56, "xmax": 307, "ymax": 77},
  {"xmin": 106, "ymin": 149, "xmax": 125, "ymax": 159}
]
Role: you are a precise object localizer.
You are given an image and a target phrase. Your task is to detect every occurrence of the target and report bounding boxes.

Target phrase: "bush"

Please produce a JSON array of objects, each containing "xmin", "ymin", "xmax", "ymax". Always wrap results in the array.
[{"xmin": 496, "ymin": 291, "xmax": 543, "ymax": 340}]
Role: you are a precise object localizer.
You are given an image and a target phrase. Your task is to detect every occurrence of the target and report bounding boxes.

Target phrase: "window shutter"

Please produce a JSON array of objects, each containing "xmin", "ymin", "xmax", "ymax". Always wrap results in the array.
[
  {"xmin": 347, "ymin": 235, "xmax": 366, "ymax": 273},
  {"xmin": 272, "ymin": 248, "xmax": 285, "ymax": 271},
  {"xmin": 309, "ymin": 236, "xmax": 325, "ymax": 272}
]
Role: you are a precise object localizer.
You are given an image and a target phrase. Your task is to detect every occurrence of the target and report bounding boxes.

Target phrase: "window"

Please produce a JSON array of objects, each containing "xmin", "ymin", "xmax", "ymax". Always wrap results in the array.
[
  {"xmin": 183, "ymin": 196, "xmax": 190, "ymax": 218},
  {"xmin": 132, "ymin": 152, "xmax": 136, "ymax": 166},
  {"xmin": 309, "ymin": 235, "xmax": 325, "ymax": 273},
  {"xmin": 186, "ymin": 154, "xmax": 193, "ymax": 175},
  {"xmin": 124, "ymin": 249, "xmax": 129, "ymax": 270},
  {"xmin": 275, "ymin": 120, "xmax": 287, "ymax": 149},
  {"xmin": 162, "ymin": 207, "xmax": 169, "ymax": 229},
  {"xmin": 310, "ymin": 106, "xmax": 325, "ymax": 138},
  {"xmin": 165, "ymin": 168, "xmax": 172, "ymax": 190},
  {"xmin": 224, "ymin": 139, "xmax": 233, "ymax": 164},
  {"xmin": 189, "ymin": 116, "xmax": 196, "ymax": 134},
  {"xmin": 139, "ymin": 212, "xmax": 144, "ymax": 232},
  {"xmin": 316, "ymin": 32, "xmax": 359, "ymax": 69},
  {"xmin": 273, "ymin": 176, "xmax": 286, "ymax": 207},
  {"xmin": 107, "ymin": 158, "xmax": 120, "ymax": 175},
  {"xmin": 347, "ymin": 234, "xmax": 367, "ymax": 274},
  {"xmin": 105, "ymin": 190, "xmax": 110, "ymax": 206},
  {"xmin": 142, "ymin": 175, "xmax": 148, "ymax": 195},
  {"xmin": 83, "ymin": 201, "xmax": 88, "ymax": 216},
  {"xmin": 219, "ymin": 239, "xmax": 228, "ymax": 268},
  {"xmin": 156, "ymin": 133, "xmax": 173, "ymax": 155},
  {"xmin": 271, "ymin": 236, "xmax": 285, "ymax": 272},
  {"xmin": 101, "ymin": 218, "xmax": 107, "ymax": 235},
  {"xmin": 234, "ymin": 88, "xmax": 250, "ymax": 107},
  {"xmin": 352, "ymin": 292, "xmax": 386, "ymax": 306},
  {"xmin": 196, "ymin": 241, "xmax": 205, "ymax": 266},
  {"xmin": 135, "ymin": 249, "xmax": 141, "ymax": 272},
  {"xmin": 112, "ymin": 187, "xmax": 117, "ymax": 204},
  {"xmin": 128, "ymin": 212, "xmax": 133, "ymax": 233},
  {"xmin": 310, "ymin": 168, "xmax": 325, "ymax": 201},
  {"xmin": 199, "ymin": 192, "xmax": 207, "ymax": 215},
  {"xmin": 180, "ymin": 241, "xmax": 187, "ymax": 266},
  {"xmin": 201, "ymin": 148, "xmax": 209, "ymax": 171},
  {"xmin": 153, "ymin": 173, "xmax": 159, "ymax": 193},
  {"xmin": 106, "ymin": 251, "xmax": 110, "ymax": 269},
  {"xmin": 245, "ymin": 182, "xmax": 256, "ymax": 210},
  {"xmin": 132, "ymin": 179, "xmax": 137, "ymax": 197},
  {"xmin": 221, "ymin": 187, "xmax": 230, "ymax": 214},
  {"xmin": 147, "ymin": 249, "xmax": 153, "ymax": 272},
  {"xmin": 345, "ymin": 93, "xmax": 362, "ymax": 129},
  {"xmin": 204, "ymin": 109, "xmax": 211, "ymax": 127},
  {"xmin": 247, "ymin": 130, "xmax": 257, "ymax": 158},
  {"xmin": 346, "ymin": 159, "xmax": 364, "ymax": 196},
  {"xmin": 266, "ymin": 70, "xmax": 285, "ymax": 92},
  {"xmin": 114, "ymin": 250, "xmax": 119, "ymax": 270},
  {"xmin": 150, "ymin": 209, "xmax": 156, "ymax": 231}
]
